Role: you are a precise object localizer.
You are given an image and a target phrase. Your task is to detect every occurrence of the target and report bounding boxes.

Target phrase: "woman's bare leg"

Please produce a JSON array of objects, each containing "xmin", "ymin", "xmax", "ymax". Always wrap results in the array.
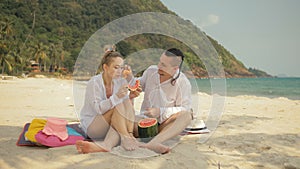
[
  {"xmin": 76, "ymin": 109, "xmax": 120, "ymax": 153},
  {"xmin": 76, "ymin": 126, "xmax": 120, "ymax": 153},
  {"xmin": 76, "ymin": 100, "xmax": 141, "ymax": 153},
  {"xmin": 133, "ymin": 115, "xmax": 144, "ymax": 138},
  {"xmin": 112, "ymin": 99, "xmax": 140, "ymax": 150}
]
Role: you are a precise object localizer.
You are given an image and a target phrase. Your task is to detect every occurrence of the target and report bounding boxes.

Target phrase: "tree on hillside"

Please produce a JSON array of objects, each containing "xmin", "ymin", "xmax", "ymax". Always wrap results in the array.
[
  {"xmin": 32, "ymin": 42, "xmax": 48, "ymax": 72},
  {"xmin": 0, "ymin": 18, "xmax": 14, "ymax": 40},
  {"xmin": 0, "ymin": 18, "xmax": 14, "ymax": 76},
  {"xmin": 48, "ymin": 42, "xmax": 65, "ymax": 72},
  {"xmin": 0, "ymin": 51, "xmax": 13, "ymax": 75}
]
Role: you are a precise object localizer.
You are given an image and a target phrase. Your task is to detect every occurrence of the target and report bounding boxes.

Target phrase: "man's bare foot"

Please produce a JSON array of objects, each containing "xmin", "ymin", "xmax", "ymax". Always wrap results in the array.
[
  {"xmin": 120, "ymin": 135, "xmax": 140, "ymax": 151},
  {"xmin": 76, "ymin": 140, "xmax": 109, "ymax": 154},
  {"xmin": 141, "ymin": 142, "xmax": 170, "ymax": 154}
]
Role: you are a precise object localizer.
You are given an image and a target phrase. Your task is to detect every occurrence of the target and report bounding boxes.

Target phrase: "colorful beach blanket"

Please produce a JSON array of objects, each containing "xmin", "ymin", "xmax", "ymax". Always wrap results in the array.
[
  {"xmin": 17, "ymin": 119, "xmax": 209, "ymax": 147},
  {"xmin": 16, "ymin": 121, "xmax": 86, "ymax": 147}
]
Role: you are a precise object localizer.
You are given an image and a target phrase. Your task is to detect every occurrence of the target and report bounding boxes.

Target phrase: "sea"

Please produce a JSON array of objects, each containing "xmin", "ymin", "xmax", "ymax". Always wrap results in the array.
[{"xmin": 190, "ymin": 77, "xmax": 300, "ymax": 100}]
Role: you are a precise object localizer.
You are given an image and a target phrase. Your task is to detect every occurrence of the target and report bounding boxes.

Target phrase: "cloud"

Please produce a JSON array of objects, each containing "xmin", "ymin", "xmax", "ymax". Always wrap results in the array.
[{"xmin": 199, "ymin": 14, "xmax": 220, "ymax": 29}]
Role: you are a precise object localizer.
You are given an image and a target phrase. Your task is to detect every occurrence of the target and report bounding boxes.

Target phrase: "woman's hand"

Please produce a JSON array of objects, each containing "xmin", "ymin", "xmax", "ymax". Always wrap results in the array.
[{"xmin": 116, "ymin": 84, "xmax": 129, "ymax": 99}]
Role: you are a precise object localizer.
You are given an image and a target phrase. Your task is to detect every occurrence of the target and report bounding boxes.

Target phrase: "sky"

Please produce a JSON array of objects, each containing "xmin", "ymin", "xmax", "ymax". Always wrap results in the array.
[{"xmin": 160, "ymin": 0, "xmax": 300, "ymax": 77}]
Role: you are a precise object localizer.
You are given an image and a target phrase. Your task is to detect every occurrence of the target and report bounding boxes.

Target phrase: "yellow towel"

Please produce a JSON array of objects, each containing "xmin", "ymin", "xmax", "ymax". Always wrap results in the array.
[{"xmin": 25, "ymin": 119, "xmax": 47, "ymax": 142}]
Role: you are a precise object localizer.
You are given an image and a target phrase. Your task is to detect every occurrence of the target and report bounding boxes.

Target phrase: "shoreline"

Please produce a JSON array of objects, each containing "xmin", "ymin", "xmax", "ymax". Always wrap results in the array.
[
  {"xmin": 3, "ymin": 74, "xmax": 299, "ymax": 100},
  {"xmin": 0, "ymin": 77, "xmax": 299, "ymax": 169}
]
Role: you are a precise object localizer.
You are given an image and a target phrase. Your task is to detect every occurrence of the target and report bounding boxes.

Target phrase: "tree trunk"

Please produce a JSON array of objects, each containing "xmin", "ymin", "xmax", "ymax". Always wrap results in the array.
[
  {"xmin": 2, "ymin": 61, "xmax": 5, "ymax": 76},
  {"xmin": 44, "ymin": 61, "xmax": 47, "ymax": 72}
]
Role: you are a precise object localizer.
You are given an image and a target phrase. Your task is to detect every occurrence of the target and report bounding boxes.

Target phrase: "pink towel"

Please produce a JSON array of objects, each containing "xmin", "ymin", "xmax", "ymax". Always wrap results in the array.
[{"xmin": 35, "ymin": 131, "xmax": 84, "ymax": 147}]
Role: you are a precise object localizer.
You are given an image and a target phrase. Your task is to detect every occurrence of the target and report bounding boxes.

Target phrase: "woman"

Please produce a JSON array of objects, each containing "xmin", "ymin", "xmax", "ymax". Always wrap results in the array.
[{"xmin": 76, "ymin": 49, "xmax": 140, "ymax": 153}]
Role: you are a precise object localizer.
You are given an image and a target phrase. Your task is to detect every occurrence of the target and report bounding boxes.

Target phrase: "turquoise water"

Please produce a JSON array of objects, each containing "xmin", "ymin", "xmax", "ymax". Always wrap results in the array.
[{"xmin": 191, "ymin": 78, "xmax": 300, "ymax": 100}]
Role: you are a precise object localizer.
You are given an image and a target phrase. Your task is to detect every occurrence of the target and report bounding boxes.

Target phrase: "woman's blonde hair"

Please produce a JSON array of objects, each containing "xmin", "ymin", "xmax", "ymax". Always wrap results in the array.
[{"xmin": 99, "ymin": 45, "xmax": 123, "ymax": 72}]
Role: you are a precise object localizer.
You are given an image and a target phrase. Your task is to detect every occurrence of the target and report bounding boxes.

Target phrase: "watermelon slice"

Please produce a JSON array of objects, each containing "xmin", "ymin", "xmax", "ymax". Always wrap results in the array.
[
  {"xmin": 128, "ymin": 79, "xmax": 140, "ymax": 91},
  {"xmin": 138, "ymin": 118, "xmax": 158, "ymax": 142}
]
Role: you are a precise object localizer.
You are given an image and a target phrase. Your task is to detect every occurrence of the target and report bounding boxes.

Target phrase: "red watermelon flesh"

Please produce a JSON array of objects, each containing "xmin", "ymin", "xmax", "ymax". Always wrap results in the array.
[
  {"xmin": 138, "ymin": 118, "xmax": 157, "ymax": 127},
  {"xmin": 128, "ymin": 79, "xmax": 140, "ymax": 91}
]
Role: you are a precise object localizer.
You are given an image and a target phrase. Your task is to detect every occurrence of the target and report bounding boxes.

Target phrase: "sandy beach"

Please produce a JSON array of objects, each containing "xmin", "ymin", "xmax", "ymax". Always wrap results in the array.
[{"xmin": 0, "ymin": 77, "xmax": 299, "ymax": 169}]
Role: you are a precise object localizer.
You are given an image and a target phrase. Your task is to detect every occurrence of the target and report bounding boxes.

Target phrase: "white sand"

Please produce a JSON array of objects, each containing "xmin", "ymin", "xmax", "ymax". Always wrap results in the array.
[{"xmin": 0, "ymin": 77, "xmax": 299, "ymax": 169}]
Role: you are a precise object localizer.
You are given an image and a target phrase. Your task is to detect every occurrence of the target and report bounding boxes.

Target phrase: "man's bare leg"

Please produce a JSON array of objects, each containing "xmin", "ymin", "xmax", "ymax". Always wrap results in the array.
[{"xmin": 140, "ymin": 111, "xmax": 192, "ymax": 154}]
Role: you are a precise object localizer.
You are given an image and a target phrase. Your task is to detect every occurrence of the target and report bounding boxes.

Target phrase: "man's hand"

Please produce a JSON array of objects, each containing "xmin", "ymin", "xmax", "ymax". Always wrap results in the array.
[
  {"xmin": 144, "ymin": 108, "xmax": 160, "ymax": 118},
  {"xmin": 129, "ymin": 87, "xmax": 142, "ymax": 99}
]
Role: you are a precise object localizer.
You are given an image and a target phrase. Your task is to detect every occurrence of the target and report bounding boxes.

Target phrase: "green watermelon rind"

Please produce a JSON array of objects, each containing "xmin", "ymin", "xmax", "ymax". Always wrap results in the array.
[{"xmin": 138, "ymin": 118, "xmax": 158, "ymax": 142}]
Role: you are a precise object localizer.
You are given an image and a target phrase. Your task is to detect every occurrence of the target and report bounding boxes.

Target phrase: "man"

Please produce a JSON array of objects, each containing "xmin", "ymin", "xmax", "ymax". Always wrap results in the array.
[{"xmin": 134, "ymin": 48, "xmax": 193, "ymax": 154}]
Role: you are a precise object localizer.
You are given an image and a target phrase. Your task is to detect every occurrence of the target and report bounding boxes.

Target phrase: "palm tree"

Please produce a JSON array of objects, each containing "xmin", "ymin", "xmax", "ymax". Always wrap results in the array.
[
  {"xmin": 0, "ymin": 18, "xmax": 14, "ymax": 76},
  {"xmin": 40, "ymin": 49, "xmax": 48, "ymax": 72},
  {"xmin": 11, "ymin": 45, "xmax": 31, "ymax": 75},
  {"xmin": 48, "ymin": 43, "xmax": 59, "ymax": 72},
  {"xmin": 0, "ymin": 18, "xmax": 14, "ymax": 40},
  {"xmin": 32, "ymin": 42, "xmax": 48, "ymax": 72},
  {"xmin": 0, "ymin": 53, "xmax": 13, "ymax": 76},
  {"xmin": 57, "ymin": 42, "xmax": 65, "ymax": 70}
]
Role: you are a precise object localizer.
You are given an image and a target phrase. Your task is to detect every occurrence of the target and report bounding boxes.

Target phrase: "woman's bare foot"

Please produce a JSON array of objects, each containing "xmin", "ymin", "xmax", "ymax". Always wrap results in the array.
[
  {"xmin": 76, "ymin": 140, "xmax": 109, "ymax": 154},
  {"xmin": 141, "ymin": 142, "xmax": 170, "ymax": 154},
  {"xmin": 120, "ymin": 135, "xmax": 140, "ymax": 151}
]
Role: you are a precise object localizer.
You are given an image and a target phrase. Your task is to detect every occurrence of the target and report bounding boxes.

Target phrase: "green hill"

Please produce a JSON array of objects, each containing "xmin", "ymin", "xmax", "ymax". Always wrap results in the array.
[{"xmin": 0, "ymin": 0, "xmax": 271, "ymax": 78}]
